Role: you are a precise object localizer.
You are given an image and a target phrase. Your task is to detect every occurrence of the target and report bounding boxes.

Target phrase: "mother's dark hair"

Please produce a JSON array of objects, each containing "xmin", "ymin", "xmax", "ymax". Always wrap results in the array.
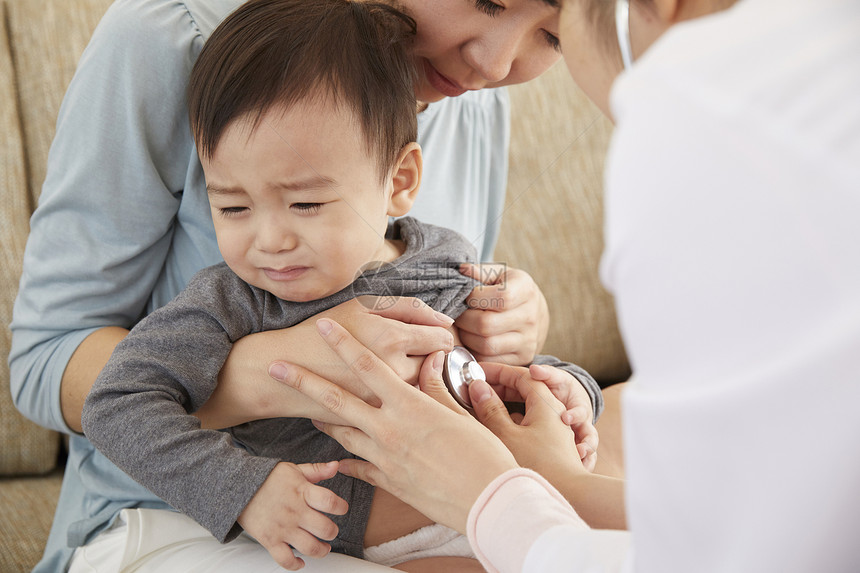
[{"xmin": 188, "ymin": 0, "xmax": 417, "ymax": 178}]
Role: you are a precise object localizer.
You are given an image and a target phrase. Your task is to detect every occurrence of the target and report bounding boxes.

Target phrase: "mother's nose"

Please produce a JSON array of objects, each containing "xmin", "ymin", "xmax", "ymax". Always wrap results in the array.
[{"xmin": 462, "ymin": 28, "xmax": 520, "ymax": 84}]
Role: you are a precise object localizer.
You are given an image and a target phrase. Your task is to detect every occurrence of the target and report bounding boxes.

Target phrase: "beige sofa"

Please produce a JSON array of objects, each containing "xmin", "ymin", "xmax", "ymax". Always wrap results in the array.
[{"xmin": 0, "ymin": 0, "xmax": 629, "ymax": 570}]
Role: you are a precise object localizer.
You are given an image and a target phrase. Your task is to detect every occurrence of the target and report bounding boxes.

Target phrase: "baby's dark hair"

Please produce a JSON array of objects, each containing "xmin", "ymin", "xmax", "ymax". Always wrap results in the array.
[{"xmin": 188, "ymin": 0, "xmax": 417, "ymax": 179}]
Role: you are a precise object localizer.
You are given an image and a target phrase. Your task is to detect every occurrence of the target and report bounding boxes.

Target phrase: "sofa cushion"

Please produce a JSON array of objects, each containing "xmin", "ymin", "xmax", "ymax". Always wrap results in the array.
[
  {"xmin": 500, "ymin": 63, "xmax": 631, "ymax": 385},
  {"xmin": 0, "ymin": 0, "xmax": 61, "ymax": 476},
  {"xmin": 0, "ymin": 471, "xmax": 64, "ymax": 572}
]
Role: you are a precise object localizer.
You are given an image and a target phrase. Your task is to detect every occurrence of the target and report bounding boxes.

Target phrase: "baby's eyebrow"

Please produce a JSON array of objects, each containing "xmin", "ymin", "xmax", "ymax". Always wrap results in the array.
[
  {"xmin": 206, "ymin": 175, "xmax": 338, "ymax": 196},
  {"xmin": 533, "ymin": 0, "xmax": 559, "ymax": 8},
  {"xmin": 206, "ymin": 184, "xmax": 245, "ymax": 196},
  {"xmin": 271, "ymin": 174, "xmax": 338, "ymax": 192}
]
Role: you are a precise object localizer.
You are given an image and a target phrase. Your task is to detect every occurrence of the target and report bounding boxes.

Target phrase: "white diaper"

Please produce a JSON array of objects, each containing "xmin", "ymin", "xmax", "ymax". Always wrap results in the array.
[{"xmin": 363, "ymin": 523, "xmax": 475, "ymax": 567}]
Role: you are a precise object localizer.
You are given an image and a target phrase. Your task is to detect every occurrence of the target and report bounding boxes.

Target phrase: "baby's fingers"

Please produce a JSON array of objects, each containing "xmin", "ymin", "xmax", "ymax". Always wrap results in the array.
[
  {"xmin": 297, "ymin": 461, "xmax": 340, "ymax": 484},
  {"xmin": 303, "ymin": 482, "xmax": 349, "ymax": 517},
  {"xmin": 297, "ymin": 503, "xmax": 342, "ymax": 543},
  {"xmin": 288, "ymin": 528, "xmax": 333, "ymax": 561},
  {"xmin": 267, "ymin": 541, "xmax": 305, "ymax": 571}
]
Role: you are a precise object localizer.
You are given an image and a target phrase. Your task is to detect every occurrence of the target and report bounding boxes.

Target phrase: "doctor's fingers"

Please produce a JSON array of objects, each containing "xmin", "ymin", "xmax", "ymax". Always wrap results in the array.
[
  {"xmin": 479, "ymin": 361, "xmax": 531, "ymax": 390},
  {"xmin": 468, "ymin": 378, "xmax": 521, "ymax": 436},
  {"xmin": 516, "ymin": 374, "xmax": 570, "ymax": 426},
  {"xmin": 334, "ymin": 458, "xmax": 390, "ymax": 491},
  {"xmin": 274, "ymin": 359, "xmax": 378, "ymax": 430},
  {"xmin": 417, "ymin": 350, "xmax": 471, "ymax": 414},
  {"xmin": 574, "ymin": 424, "xmax": 600, "ymax": 472},
  {"xmin": 317, "ymin": 318, "xmax": 416, "ymax": 402}
]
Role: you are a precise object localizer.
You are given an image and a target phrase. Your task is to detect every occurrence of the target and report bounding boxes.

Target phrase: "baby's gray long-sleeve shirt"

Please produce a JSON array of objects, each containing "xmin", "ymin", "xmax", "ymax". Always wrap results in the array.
[{"xmin": 82, "ymin": 217, "xmax": 601, "ymax": 557}]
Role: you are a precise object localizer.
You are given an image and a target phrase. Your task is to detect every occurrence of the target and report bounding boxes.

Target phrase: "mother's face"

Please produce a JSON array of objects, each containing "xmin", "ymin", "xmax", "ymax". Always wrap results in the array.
[{"xmin": 399, "ymin": 0, "xmax": 563, "ymax": 102}]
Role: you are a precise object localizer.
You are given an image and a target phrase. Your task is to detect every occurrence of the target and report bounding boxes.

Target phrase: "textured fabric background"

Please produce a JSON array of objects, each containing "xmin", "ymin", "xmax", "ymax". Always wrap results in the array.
[
  {"xmin": 1, "ymin": 1, "xmax": 110, "ymax": 571},
  {"xmin": 0, "ymin": 474, "xmax": 63, "ymax": 572},
  {"xmin": 500, "ymin": 62, "xmax": 630, "ymax": 384},
  {"xmin": 0, "ymin": 0, "xmax": 60, "ymax": 479}
]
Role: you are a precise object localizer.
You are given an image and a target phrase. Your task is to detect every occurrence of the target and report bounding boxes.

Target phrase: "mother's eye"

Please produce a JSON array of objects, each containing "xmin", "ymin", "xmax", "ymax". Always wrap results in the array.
[{"xmin": 474, "ymin": 0, "xmax": 504, "ymax": 17}]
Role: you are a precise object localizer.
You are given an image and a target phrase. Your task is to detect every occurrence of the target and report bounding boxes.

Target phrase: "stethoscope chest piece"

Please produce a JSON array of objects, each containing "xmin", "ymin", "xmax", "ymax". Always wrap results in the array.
[{"xmin": 442, "ymin": 346, "xmax": 485, "ymax": 411}]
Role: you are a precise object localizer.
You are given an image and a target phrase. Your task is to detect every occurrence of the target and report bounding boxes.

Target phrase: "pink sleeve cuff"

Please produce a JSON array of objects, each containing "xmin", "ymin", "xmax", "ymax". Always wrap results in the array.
[{"xmin": 466, "ymin": 468, "xmax": 589, "ymax": 573}]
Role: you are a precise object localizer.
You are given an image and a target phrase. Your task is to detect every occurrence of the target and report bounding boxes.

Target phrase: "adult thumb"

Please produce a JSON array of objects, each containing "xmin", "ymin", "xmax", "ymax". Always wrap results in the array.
[
  {"xmin": 459, "ymin": 262, "xmax": 506, "ymax": 286},
  {"xmin": 419, "ymin": 351, "xmax": 464, "ymax": 412},
  {"xmin": 469, "ymin": 378, "xmax": 513, "ymax": 434}
]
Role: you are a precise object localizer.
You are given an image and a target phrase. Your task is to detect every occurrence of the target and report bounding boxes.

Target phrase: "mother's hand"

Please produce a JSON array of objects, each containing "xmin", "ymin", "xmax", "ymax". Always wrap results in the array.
[
  {"xmin": 195, "ymin": 297, "xmax": 454, "ymax": 429},
  {"xmin": 455, "ymin": 264, "xmax": 549, "ymax": 365},
  {"xmin": 270, "ymin": 318, "xmax": 519, "ymax": 534}
]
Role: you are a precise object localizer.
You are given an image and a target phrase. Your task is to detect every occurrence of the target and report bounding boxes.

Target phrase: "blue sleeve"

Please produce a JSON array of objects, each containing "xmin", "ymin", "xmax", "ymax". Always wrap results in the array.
[
  {"xmin": 408, "ymin": 88, "xmax": 511, "ymax": 262},
  {"xmin": 480, "ymin": 88, "xmax": 511, "ymax": 262},
  {"xmin": 9, "ymin": 0, "xmax": 206, "ymax": 433}
]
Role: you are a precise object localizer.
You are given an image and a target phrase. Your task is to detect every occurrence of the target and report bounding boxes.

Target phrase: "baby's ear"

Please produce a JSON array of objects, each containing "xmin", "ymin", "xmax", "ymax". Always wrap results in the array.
[{"xmin": 387, "ymin": 142, "xmax": 422, "ymax": 217}]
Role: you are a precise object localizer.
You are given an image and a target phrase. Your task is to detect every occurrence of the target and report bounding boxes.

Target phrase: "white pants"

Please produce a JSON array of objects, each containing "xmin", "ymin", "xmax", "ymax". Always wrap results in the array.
[{"xmin": 68, "ymin": 508, "xmax": 395, "ymax": 573}]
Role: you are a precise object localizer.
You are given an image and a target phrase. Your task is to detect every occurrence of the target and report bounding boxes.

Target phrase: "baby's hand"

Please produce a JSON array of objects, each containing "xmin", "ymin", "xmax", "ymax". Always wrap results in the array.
[
  {"xmin": 480, "ymin": 362, "xmax": 599, "ymax": 472},
  {"xmin": 238, "ymin": 461, "xmax": 349, "ymax": 570}
]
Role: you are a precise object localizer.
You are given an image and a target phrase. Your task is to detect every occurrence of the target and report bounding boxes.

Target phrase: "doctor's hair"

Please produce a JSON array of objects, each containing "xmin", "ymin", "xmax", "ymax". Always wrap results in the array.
[{"xmin": 188, "ymin": 0, "xmax": 417, "ymax": 180}]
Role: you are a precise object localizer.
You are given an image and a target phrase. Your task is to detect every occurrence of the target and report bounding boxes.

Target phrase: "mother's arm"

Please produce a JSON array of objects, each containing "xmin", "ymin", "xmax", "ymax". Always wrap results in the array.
[
  {"xmin": 196, "ymin": 296, "xmax": 455, "ymax": 429},
  {"xmin": 58, "ymin": 297, "xmax": 454, "ymax": 433}
]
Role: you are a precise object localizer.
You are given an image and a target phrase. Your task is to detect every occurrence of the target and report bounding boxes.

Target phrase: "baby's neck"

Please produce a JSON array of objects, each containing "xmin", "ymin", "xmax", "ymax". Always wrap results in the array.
[{"xmin": 380, "ymin": 238, "xmax": 406, "ymax": 262}]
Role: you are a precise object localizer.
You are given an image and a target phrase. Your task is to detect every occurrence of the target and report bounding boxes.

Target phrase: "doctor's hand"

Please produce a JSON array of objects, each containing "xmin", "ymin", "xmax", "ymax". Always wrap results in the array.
[
  {"xmin": 469, "ymin": 369, "xmax": 626, "ymax": 530},
  {"xmin": 455, "ymin": 264, "xmax": 549, "ymax": 365},
  {"xmin": 476, "ymin": 363, "xmax": 596, "ymax": 474},
  {"xmin": 269, "ymin": 318, "xmax": 519, "ymax": 535},
  {"xmin": 481, "ymin": 362, "xmax": 599, "ymax": 472}
]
